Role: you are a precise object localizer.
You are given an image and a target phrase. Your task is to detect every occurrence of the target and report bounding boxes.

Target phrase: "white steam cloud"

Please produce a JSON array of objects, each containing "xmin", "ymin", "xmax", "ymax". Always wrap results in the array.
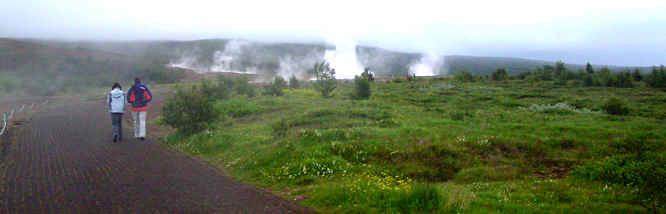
[
  {"xmin": 210, "ymin": 40, "xmax": 256, "ymax": 74},
  {"xmin": 168, "ymin": 38, "xmax": 447, "ymax": 80},
  {"xmin": 409, "ymin": 53, "xmax": 445, "ymax": 76},
  {"xmin": 324, "ymin": 37, "xmax": 364, "ymax": 79}
]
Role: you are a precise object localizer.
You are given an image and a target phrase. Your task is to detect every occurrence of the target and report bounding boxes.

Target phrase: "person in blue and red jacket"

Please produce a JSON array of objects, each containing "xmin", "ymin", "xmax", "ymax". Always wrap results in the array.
[{"xmin": 127, "ymin": 78, "xmax": 152, "ymax": 141}]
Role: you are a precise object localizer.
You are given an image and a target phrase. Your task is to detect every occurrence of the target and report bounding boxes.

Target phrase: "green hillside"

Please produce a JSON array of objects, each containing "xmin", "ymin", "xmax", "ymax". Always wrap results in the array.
[{"xmin": 0, "ymin": 38, "xmax": 183, "ymax": 96}]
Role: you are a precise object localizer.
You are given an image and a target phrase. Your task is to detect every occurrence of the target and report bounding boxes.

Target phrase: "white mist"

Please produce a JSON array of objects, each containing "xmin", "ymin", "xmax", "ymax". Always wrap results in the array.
[{"xmin": 324, "ymin": 37, "xmax": 364, "ymax": 79}]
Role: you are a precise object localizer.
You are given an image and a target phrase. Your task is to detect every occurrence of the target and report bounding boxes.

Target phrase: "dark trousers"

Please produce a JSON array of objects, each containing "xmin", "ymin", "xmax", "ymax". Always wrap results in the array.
[{"xmin": 111, "ymin": 113, "xmax": 123, "ymax": 141}]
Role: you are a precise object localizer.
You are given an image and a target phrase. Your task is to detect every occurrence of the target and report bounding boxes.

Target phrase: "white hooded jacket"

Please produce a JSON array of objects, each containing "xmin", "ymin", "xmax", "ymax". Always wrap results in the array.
[{"xmin": 108, "ymin": 88, "xmax": 126, "ymax": 113}]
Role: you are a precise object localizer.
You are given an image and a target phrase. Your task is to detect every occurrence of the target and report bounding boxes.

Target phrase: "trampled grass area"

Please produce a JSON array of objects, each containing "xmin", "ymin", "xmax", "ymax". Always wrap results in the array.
[{"xmin": 160, "ymin": 78, "xmax": 665, "ymax": 213}]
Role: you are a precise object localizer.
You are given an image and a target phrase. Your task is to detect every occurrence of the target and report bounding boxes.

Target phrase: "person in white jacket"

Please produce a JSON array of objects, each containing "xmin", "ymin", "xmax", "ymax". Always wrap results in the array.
[{"xmin": 108, "ymin": 83, "xmax": 126, "ymax": 142}]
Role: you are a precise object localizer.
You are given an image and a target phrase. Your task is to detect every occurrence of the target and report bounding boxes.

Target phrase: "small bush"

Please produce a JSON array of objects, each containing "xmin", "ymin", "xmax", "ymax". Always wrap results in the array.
[
  {"xmin": 233, "ymin": 76, "xmax": 256, "ymax": 97},
  {"xmin": 397, "ymin": 184, "xmax": 445, "ymax": 213},
  {"xmin": 602, "ymin": 97, "xmax": 630, "ymax": 115},
  {"xmin": 449, "ymin": 111, "xmax": 472, "ymax": 121},
  {"xmin": 200, "ymin": 80, "xmax": 231, "ymax": 100},
  {"xmin": 574, "ymin": 153, "xmax": 665, "ymax": 213},
  {"xmin": 313, "ymin": 61, "xmax": 337, "ymax": 98},
  {"xmin": 492, "ymin": 68, "xmax": 508, "ymax": 81},
  {"xmin": 352, "ymin": 76, "xmax": 371, "ymax": 100},
  {"xmin": 162, "ymin": 85, "xmax": 220, "ymax": 135},
  {"xmin": 454, "ymin": 71, "xmax": 476, "ymax": 82},
  {"xmin": 264, "ymin": 76, "xmax": 287, "ymax": 96},
  {"xmin": 289, "ymin": 74, "xmax": 300, "ymax": 89},
  {"xmin": 271, "ymin": 119, "xmax": 291, "ymax": 138}
]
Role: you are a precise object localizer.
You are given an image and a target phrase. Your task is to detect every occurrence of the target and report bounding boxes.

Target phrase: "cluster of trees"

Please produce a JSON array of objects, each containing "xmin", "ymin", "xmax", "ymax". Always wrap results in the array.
[{"xmin": 470, "ymin": 61, "xmax": 666, "ymax": 88}]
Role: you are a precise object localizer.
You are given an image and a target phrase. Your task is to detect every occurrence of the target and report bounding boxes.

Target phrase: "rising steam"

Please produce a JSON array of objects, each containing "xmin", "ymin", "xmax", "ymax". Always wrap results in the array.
[
  {"xmin": 409, "ymin": 53, "xmax": 445, "ymax": 76},
  {"xmin": 324, "ymin": 37, "xmax": 364, "ymax": 79},
  {"xmin": 168, "ymin": 39, "xmax": 446, "ymax": 81}
]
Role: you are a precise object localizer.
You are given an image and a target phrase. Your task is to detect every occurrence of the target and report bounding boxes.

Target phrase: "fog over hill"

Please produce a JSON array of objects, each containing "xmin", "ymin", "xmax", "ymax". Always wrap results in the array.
[
  {"xmin": 26, "ymin": 38, "xmax": 652, "ymax": 80},
  {"xmin": 4, "ymin": 37, "xmax": 649, "ymax": 85}
]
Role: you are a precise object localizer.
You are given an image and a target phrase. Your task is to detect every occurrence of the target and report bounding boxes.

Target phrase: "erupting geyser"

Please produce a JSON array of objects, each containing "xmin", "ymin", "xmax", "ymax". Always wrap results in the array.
[
  {"xmin": 324, "ymin": 37, "xmax": 364, "ymax": 79},
  {"xmin": 410, "ymin": 53, "xmax": 444, "ymax": 76}
]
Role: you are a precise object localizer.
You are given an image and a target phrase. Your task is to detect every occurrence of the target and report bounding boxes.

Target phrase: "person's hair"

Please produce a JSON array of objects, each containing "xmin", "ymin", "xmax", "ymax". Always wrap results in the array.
[
  {"xmin": 135, "ymin": 78, "xmax": 141, "ymax": 82},
  {"xmin": 112, "ymin": 82, "xmax": 121, "ymax": 90}
]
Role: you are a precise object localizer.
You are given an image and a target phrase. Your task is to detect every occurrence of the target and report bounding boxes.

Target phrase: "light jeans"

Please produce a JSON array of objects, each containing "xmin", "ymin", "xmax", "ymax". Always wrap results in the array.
[{"xmin": 130, "ymin": 111, "xmax": 147, "ymax": 138}]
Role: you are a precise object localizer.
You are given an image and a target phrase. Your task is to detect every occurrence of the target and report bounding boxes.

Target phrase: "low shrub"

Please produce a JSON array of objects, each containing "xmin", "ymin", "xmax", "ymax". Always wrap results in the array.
[
  {"xmin": 313, "ymin": 61, "xmax": 337, "ymax": 98},
  {"xmin": 574, "ymin": 153, "xmax": 664, "ymax": 213},
  {"xmin": 233, "ymin": 76, "xmax": 257, "ymax": 97},
  {"xmin": 289, "ymin": 74, "xmax": 300, "ymax": 89},
  {"xmin": 574, "ymin": 135, "xmax": 664, "ymax": 213},
  {"xmin": 162, "ymin": 85, "xmax": 220, "ymax": 135},
  {"xmin": 602, "ymin": 97, "xmax": 630, "ymax": 115},
  {"xmin": 200, "ymin": 80, "xmax": 231, "ymax": 100},
  {"xmin": 448, "ymin": 111, "xmax": 472, "ymax": 121},
  {"xmin": 453, "ymin": 165, "xmax": 522, "ymax": 183},
  {"xmin": 264, "ymin": 76, "xmax": 287, "ymax": 96},
  {"xmin": 397, "ymin": 184, "xmax": 445, "ymax": 213},
  {"xmin": 352, "ymin": 76, "xmax": 371, "ymax": 100},
  {"xmin": 454, "ymin": 71, "xmax": 476, "ymax": 82}
]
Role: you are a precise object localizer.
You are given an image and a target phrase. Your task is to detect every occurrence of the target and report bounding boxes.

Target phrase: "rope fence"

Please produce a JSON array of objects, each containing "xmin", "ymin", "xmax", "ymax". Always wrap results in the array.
[{"xmin": 0, "ymin": 100, "xmax": 49, "ymax": 137}]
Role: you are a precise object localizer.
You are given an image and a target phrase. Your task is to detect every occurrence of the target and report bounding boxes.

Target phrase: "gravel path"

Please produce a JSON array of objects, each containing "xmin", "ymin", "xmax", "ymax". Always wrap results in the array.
[{"xmin": 0, "ymin": 98, "xmax": 313, "ymax": 213}]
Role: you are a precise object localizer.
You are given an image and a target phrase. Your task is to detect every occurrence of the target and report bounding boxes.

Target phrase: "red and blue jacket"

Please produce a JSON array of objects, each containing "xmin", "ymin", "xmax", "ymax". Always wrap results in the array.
[{"xmin": 127, "ymin": 80, "xmax": 152, "ymax": 112}]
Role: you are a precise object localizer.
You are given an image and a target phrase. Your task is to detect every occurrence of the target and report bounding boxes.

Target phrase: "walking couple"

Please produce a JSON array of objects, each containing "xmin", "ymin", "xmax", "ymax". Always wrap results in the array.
[{"xmin": 107, "ymin": 78, "xmax": 152, "ymax": 143}]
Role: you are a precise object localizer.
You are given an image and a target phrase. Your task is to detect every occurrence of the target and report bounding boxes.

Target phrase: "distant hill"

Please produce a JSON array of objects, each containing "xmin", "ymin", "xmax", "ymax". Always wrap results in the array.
[
  {"xmin": 0, "ymin": 38, "xmax": 171, "ymax": 96},
  {"xmin": 445, "ymin": 55, "xmax": 651, "ymax": 76},
  {"xmin": 0, "ymin": 38, "xmax": 133, "ymax": 72},
  {"xmin": 18, "ymin": 38, "xmax": 653, "ymax": 79}
]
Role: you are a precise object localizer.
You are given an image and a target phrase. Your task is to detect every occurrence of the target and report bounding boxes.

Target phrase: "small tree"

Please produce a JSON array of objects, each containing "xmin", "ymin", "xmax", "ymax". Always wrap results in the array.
[
  {"xmin": 492, "ymin": 68, "xmax": 508, "ymax": 81},
  {"xmin": 313, "ymin": 61, "xmax": 337, "ymax": 98},
  {"xmin": 647, "ymin": 65, "xmax": 666, "ymax": 88},
  {"xmin": 454, "ymin": 71, "xmax": 475, "ymax": 82},
  {"xmin": 632, "ymin": 69, "xmax": 643, "ymax": 82},
  {"xmin": 233, "ymin": 76, "xmax": 256, "ymax": 97},
  {"xmin": 352, "ymin": 75, "xmax": 371, "ymax": 99},
  {"xmin": 603, "ymin": 97, "xmax": 630, "ymax": 115},
  {"xmin": 264, "ymin": 76, "xmax": 287, "ymax": 96},
  {"xmin": 586, "ymin": 62, "xmax": 595, "ymax": 74},
  {"xmin": 583, "ymin": 74, "xmax": 596, "ymax": 87},
  {"xmin": 289, "ymin": 74, "xmax": 300, "ymax": 89},
  {"xmin": 554, "ymin": 61, "xmax": 566, "ymax": 76},
  {"xmin": 361, "ymin": 67, "xmax": 374, "ymax": 81}
]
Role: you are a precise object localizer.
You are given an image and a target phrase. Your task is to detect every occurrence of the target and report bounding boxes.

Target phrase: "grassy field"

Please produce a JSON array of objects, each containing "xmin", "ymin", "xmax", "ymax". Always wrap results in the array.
[{"xmin": 159, "ymin": 77, "xmax": 665, "ymax": 213}]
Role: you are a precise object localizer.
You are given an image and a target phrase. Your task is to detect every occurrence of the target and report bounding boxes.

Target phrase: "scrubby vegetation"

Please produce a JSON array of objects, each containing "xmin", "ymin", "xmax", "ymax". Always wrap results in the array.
[
  {"xmin": 161, "ymin": 83, "xmax": 220, "ymax": 135},
  {"xmin": 313, "ymin": 61, "xmax": 337, "ymax": 98},
  {"xmin": 352, "ymin": 71, "xmax": 372, "ymax": 100},
  {"xmin": 264, "ymin": 76, "xmax": 287, "ymax": 96},
  {"xmin": 160, "ymin": 67, "xmax": 665, "ymax": 213}
]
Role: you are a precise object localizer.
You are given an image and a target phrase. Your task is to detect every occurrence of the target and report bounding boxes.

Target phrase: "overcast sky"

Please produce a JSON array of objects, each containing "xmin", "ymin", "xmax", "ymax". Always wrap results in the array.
[{"xmin": 2, "ymin": 0, "xmax": 666, "ymax": 66}]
